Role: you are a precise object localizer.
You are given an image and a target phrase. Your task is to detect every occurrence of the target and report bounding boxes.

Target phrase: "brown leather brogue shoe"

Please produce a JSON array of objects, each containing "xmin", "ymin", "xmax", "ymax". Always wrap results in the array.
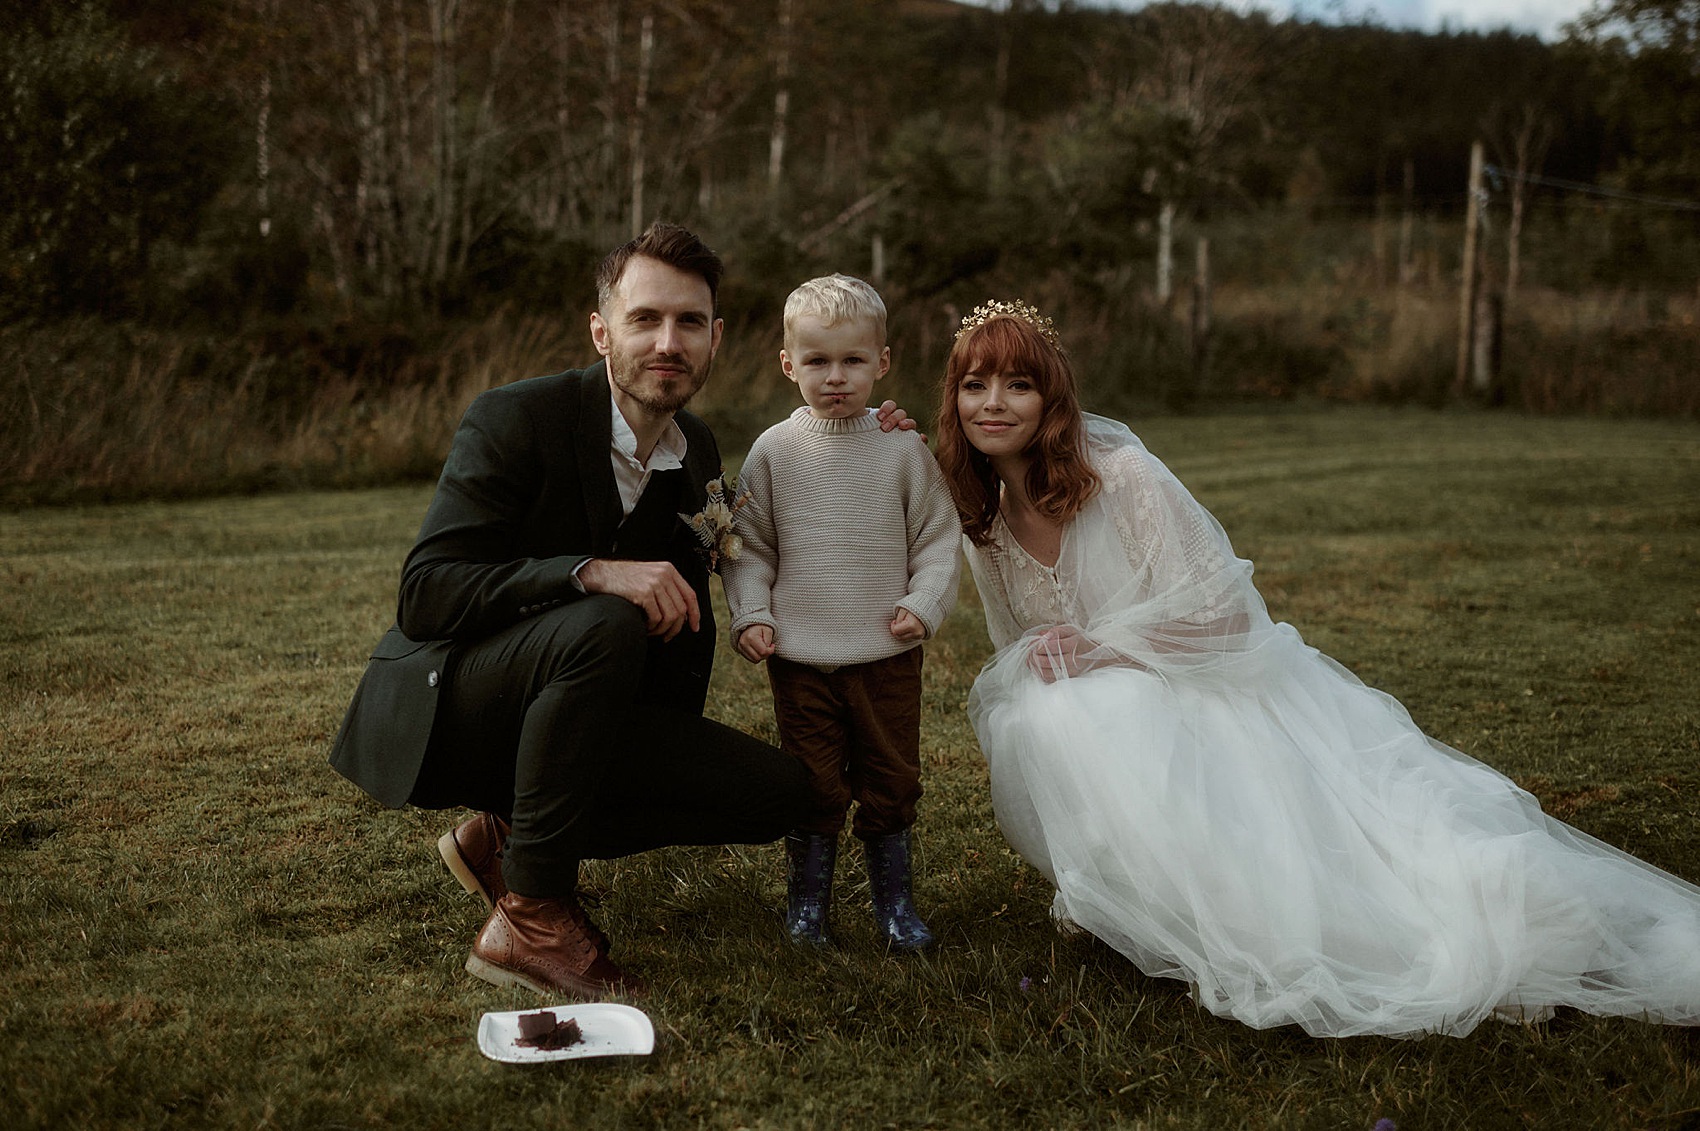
[
  {"xmin": 464, "ymin": 892, "xmax": 643, "ymax": 1000},
  {"xmin": 437, "ymin": 812, "xmax": 510, "ymax": 910}
]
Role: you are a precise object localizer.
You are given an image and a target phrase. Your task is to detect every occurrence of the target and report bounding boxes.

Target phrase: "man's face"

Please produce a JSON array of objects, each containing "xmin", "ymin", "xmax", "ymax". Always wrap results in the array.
[{"xmin": 590, "ymin": 255, "xmax": 722, "ymax": 423}]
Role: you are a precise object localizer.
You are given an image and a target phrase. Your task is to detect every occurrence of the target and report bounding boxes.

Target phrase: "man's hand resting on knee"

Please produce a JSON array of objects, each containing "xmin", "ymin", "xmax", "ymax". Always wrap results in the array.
[{"xmin": 577, "ymin": 559, "xmax": 701, "ymax": 641}]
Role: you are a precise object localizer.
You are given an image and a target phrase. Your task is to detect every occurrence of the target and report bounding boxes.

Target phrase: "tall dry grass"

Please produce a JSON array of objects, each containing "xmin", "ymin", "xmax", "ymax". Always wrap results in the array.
[
  {"xmin": 1198, "ymin": 282, "xmax": 1699, "ymax": 414},
  {"xmin": 273, "ymin": 313, "xmax": 588, "ymax": 482},
  {"xmin": 8, "ymin": 325, "xmax": 275, "ymax": 500},
  {"xmin": 3, "ymin": 268, "xmax": 1695, "ymax": 507},
  {"xmin": 1, "ymin": 313, "xmax": 579, "ymax": 504},
  {"xmin": 1505, "ymin": 288, "xmax": 1700, "ymax": 415}
]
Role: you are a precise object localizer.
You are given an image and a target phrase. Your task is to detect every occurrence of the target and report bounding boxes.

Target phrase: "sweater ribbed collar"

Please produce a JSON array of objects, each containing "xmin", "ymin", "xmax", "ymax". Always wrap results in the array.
[{"xmin": 789, "ymin": 405, "xmax": 882, "ymax": 434}]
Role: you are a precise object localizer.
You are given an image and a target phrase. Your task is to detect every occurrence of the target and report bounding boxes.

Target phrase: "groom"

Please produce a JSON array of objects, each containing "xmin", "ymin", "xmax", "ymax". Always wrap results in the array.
[{"xmin": 330, "ymin": 222, "xmax": 907, "ymax": 1000}]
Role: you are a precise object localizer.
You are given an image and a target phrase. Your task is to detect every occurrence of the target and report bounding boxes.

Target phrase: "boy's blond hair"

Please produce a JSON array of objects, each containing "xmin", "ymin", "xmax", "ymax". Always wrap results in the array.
[{"xmin": 783, "ymin": 274, "xmax": 887, "ymax": 351}]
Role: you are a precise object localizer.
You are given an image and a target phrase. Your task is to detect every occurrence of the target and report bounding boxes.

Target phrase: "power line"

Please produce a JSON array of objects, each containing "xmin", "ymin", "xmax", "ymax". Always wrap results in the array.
[{"xmin": 1484, "ymin": 165, "xmax": 1700, "ymax": 212}]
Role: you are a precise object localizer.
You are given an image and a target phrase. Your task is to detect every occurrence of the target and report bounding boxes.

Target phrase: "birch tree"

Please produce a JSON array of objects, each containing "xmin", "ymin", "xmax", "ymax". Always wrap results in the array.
[
  {"xmin": 1126, "ymin": 3, "xmax": 1267, "ymax": 304},
  {"xmin": 768, "ymin": 0, "xmax": 794, "ymax": 211}
]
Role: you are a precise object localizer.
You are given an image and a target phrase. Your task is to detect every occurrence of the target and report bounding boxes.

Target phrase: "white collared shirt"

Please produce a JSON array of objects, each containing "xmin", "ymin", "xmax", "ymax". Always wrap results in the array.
[
  {"xmin": 608, "ymin": 398, "xmax": 688, "ymax": 518},
  {"xmin": 570, "ymin": 397, "xmax": 691, "ymax": 593}
]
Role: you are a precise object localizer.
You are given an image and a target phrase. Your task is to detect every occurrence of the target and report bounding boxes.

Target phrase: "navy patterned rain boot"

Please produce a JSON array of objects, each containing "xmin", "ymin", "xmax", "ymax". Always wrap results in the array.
[
  {"xmin": 783, "ymin": 831, "xmax": 837, "ymax": 946},
  {"xmin": 863, "ymin": 828, "xmax": 934, "ymax": 951}
]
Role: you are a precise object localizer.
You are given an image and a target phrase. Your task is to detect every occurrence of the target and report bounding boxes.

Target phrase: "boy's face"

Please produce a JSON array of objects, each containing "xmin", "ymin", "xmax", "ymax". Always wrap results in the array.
[{"xmin": 781, "ymin": 314, "xmax": 890, "ymax": 420}]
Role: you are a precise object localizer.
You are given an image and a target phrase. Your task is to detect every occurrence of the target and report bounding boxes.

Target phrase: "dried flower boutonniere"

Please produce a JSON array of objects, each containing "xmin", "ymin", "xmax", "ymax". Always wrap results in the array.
[{"xmin": 680, "ymin": 470, "xmax": 751, "ymax": 573}]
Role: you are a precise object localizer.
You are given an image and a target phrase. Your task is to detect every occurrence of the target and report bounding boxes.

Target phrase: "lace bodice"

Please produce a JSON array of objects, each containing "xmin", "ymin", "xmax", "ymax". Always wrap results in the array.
[
  {"xmin": 963, "ymin": 415, "xmax": 1268, "ymax": 678},
  {"xmin": 987, "ymin": 518, "xmax": 1087, "ymax": 632}
]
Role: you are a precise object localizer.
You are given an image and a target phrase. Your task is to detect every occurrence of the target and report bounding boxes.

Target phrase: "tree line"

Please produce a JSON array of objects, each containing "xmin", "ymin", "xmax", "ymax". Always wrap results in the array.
[{"xmin": 2, "ymin": 0, "xmax": 1695, "ymax": 331}]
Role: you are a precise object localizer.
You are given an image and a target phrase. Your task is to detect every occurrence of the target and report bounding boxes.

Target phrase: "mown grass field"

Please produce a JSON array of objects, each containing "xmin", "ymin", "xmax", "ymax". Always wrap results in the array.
[{"xmin": 3, "ymin": 405, "xmax": 1699, "ymax": 1129}]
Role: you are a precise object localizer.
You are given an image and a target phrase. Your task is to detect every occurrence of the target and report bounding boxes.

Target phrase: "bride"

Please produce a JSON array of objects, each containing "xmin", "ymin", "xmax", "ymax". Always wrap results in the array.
[{"xmin": 935, "ymin": 300, "xmax": 1700, "ymax": 1038}]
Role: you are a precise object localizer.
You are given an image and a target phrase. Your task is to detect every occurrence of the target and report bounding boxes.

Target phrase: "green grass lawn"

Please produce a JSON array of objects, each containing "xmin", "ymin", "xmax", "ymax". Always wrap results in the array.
[{"xmin": 3, "ymin": 405, "xmax": 1699, "ymax": 1129}]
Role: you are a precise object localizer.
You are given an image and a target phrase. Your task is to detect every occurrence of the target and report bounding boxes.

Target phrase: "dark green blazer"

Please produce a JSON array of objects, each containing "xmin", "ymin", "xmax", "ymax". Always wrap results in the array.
[{"xmin": 329, "ymin": 362, "xmax": 721, "ymax": 807}]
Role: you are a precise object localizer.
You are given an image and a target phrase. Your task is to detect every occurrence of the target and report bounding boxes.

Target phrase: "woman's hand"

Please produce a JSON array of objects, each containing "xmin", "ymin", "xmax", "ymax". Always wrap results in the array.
[{"xmin": 1026, "ymin": 625, "xmax": 1108, "ymax": 680}]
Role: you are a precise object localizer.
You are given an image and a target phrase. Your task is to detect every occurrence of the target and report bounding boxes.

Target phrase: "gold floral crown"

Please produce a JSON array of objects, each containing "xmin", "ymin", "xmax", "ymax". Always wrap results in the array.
[{"xmin": 955, "ymin": 299, "xmax": 1061, "ymax": 348}]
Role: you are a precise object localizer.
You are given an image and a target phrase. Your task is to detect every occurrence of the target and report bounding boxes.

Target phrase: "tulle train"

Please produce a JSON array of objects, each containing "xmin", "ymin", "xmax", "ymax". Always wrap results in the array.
[{"xmin": 971, "ymin": 633, "xmax": 1700, "ymax": 1039}]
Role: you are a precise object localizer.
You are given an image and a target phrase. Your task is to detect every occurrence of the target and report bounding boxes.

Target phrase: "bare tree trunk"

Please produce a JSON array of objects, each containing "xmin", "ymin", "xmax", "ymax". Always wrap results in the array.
[
  {"xmin": 389, "ymin": 0, "xmax": 416, "ymax": 299},
  {"xmin": 1454, "ymin": 140, "xmax": 1484, "ymax": 395},
  {"xmin": 767, "ymin": 0, "xmax": 792, "ymax": 211},
  {"xmin": 1398, "ymin": 157, "xmax": 1415, "ymax": 287},
  {"xmin": 823, "ymin": 101, "xmax": 840, "ymax": 189},
  {"xmin": 1191, "ymin": 235, "xmax": 1212, "ymax": 388},
  {"xmin": 989, "ymin": 0, "xmax": 1011, "ymax": 193},
  {"xmin": 1506, "ymin": 175, "xmax": 1526, "ymax": 305},
  {"xmin": 595, "ymin": 0, "xmax": 623, "ymax": 236},
  {"xmin": 1372, "ymin": 161, "xmax": 1388, "ymax": 288},
  {"xmin": 427, "ymin": 0, "xmax": 462, "ymax": 299},
  {"xmin": 251, "ymin": 0, "xmax": 277, "ymax": 242},
  {"xmin": 313, "ymin": 194, "xmax": 351, "ymax": 307},
  {"xmin": 256, "ymin": 71, "xmax": 272, "ymax": 238},
  {"xmin": 1504, "ymin": 106, "xmax": 1551, "ymax": 308},
  {"xmin": 1156, "ymin": 199, "xmax": 1176, "ymax": 306},
  {"xmin": 544, "ymin": 6, "xmax": 576, "ymax": 231},
  {"xmin": 457, "ymin": 0, "xmax": 516, "ymax": 274},
  {"xmin": 353, "ymin": 1, "xmax": 386, "ymax": 290},
  {"xmin": 697, "ymin": 107, "xmax": 717, "ymax": 213},
  {"xmin": 391, "ymin": 0, "xmax": 412, "ymax": 160},
  {"xmin": 629, "ymin": 11, "xmax": 654, "ymax": 239}
]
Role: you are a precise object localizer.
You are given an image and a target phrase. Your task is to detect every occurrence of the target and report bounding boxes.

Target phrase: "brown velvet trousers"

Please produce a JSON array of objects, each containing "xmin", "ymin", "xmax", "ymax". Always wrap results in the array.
[{"xmin": 766, "ymin": 647, "xmax": 924, "ymax": 839}]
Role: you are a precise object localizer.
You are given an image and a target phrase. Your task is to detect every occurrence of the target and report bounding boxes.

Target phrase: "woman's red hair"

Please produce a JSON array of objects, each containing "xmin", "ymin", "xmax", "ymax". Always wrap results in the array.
[{"xmin": 934, "ymin": 313, "xmax": 1101, "ymax": 546}]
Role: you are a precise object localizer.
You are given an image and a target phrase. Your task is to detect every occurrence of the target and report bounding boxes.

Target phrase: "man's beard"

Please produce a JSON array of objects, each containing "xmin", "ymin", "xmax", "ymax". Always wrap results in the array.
[{"xmin": 607, "ymin": 345, "xmax": 710, "ymax": 415}]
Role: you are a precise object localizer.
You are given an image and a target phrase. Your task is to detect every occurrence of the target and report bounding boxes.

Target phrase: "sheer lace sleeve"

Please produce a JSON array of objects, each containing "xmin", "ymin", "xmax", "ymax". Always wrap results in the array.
[
  {"xmin": 1049, "ymin": 416, "xmax": 1277, "ymax": 685},
  {"xmin": 964, "ymin": 535, "xmax": 1026, "ymax": 652}
]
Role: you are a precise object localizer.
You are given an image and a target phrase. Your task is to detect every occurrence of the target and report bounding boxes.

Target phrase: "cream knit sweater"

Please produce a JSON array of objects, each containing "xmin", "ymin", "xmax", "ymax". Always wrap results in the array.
[{"xmin": 724, "ymin": 407, "xmax": 962, "ymax": 668}]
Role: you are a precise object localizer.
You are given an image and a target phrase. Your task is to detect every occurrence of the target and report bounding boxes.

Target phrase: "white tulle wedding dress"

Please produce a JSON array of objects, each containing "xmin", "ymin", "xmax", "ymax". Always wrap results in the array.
[{"xmin": 964, "ymin": 415, "xmax": 1700, "ymax": 1038}]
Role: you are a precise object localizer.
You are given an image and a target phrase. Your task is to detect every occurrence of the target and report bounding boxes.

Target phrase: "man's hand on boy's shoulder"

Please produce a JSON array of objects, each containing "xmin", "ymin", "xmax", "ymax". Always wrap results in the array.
[
  {"xmin": 736, "ymin": 624, "xmax": 776, "ymax": 663},
  {"xmin": 875, "ymin": 400, "xmax": 926, "ymax": 442}
]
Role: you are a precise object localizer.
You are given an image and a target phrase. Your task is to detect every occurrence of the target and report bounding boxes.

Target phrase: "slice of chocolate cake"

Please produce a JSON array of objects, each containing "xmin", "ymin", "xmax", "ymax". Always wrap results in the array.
[{"xmin": 513, "ymin": 1010, "xmax": 585, "ymax": 1051}]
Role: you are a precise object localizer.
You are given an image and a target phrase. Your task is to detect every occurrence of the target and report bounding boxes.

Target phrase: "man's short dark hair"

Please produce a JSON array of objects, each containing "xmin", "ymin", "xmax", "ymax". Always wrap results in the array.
[{"xmin": 596, "ymin": 222, "xmax": 725, "ymax": 313}]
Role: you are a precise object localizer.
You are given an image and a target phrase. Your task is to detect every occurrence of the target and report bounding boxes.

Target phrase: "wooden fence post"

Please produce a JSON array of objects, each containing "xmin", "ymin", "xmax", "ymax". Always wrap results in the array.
[
  {"xmin": 1454, "ymin": 140, "xmax": 1484, "ymax": 395},
  {"xmin": 1471, "ymin": 289, "xmax": 1503, "ymax": 403}
]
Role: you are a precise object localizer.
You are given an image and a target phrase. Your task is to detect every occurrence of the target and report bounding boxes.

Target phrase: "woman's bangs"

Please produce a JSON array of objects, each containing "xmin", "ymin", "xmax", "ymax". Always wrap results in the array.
[{"xmin": 960, "ymin": 318, "xmax": 1051, "ymax": 386}]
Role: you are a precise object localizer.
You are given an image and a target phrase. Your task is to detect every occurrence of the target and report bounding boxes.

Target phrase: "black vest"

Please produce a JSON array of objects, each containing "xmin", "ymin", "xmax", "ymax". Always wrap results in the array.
[{"xmin": 611, "ymin": 467, "xmax": 685, "ymax": 560}]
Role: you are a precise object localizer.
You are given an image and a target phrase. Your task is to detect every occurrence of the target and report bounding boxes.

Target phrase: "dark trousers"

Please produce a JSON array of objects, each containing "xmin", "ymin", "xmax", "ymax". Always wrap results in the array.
[
  {"xmin": 409, "ymin": 595, "xmax": 809, "ymax": 898},
  {"xmin": 767, "ymin": 648, "xmax": 924, "ymax": 839}
]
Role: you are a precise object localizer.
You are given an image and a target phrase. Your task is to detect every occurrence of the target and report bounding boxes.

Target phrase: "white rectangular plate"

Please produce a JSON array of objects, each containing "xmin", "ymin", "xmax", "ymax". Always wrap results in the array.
[{"xmin": 476, "ymin": 1003, "xmax": 655, "ymax": 1063}]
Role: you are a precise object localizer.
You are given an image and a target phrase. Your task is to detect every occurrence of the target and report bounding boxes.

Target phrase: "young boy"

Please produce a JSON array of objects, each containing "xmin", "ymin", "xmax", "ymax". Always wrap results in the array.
[{"xmin": 723, "ymin": 274, "xmax": 962, "ymax": 950}]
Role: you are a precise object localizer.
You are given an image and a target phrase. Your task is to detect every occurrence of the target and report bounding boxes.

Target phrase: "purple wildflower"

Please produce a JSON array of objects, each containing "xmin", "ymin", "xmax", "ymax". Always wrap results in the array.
[{"xmin": 1373, "ymin": 1120, "xmax": 1396, "ymax": 1131}]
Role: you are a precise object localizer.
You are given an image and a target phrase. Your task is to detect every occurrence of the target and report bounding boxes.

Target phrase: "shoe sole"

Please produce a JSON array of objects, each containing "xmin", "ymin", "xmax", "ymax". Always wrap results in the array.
[
  {"xmin": 463, "ymin": 951, "xmax": 557, "ymax": 995},
  {"xmin": 463, "ymin": 952, "xmax": 635, "ymax": 1000},
  {"xmin": 438, "ymin": 830, "xmax": 495, "ymax": 911}
]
